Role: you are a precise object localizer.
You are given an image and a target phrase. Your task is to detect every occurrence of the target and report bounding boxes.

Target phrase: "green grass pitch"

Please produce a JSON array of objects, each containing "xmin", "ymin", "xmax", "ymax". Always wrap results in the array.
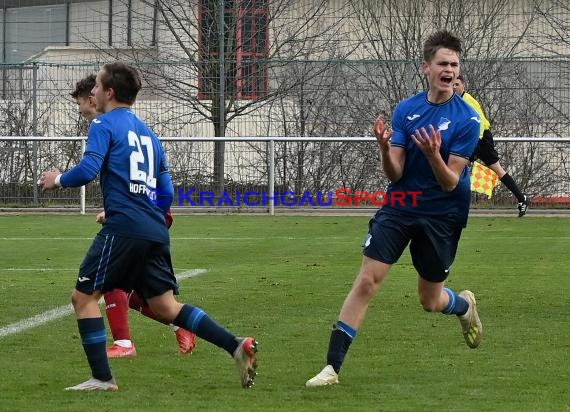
[{"xmin": 0, "ymin": 214, "xmax": 568, "ymax": 411}]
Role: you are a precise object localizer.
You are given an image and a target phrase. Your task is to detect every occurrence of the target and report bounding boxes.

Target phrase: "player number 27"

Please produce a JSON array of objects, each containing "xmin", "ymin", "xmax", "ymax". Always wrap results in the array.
[{"xmin": 128, "ymin": 130, "xmax": 156, "ymax": 188}]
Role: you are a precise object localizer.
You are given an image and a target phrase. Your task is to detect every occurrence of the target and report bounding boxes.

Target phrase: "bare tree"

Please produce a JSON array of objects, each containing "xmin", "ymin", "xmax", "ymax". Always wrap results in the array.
[
  {"xmin": 106, "ymin": 0, "xmax": 355, "ymax": 195},
  {"xmin": 264, "ymin": 60, "xmax": 387, "ymax": 196},
  {"xmin": 530, "ymin": 0, "xmax": 570, "ymax": 133},
  {"xmin": 259, "ymin": 0, "xmax": 541, "ymax": 196},
  {"xmin": 531, "ymin": 0, "xmax": 570, "ymax": 54},
  {"xmin": 335, "ymin": 0, "xmax": 566, "ymax": 198},
  {"xmin": 344, "ymin": 0, "xmax": 537, "ymax": 126}
]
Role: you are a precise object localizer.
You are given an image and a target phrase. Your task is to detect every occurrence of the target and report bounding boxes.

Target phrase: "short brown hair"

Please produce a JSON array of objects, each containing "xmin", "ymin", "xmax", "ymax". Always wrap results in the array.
[
  {"xmin": 423, "ymin": 31, "xmax": 462, "ymax": 62},
  {"xmin": 99, "ymin": 62, "xmax": 142, "ymax": 104},
  {"xmin": 70, "ymin": 74, "xmax": 96, "ymax": 99}
]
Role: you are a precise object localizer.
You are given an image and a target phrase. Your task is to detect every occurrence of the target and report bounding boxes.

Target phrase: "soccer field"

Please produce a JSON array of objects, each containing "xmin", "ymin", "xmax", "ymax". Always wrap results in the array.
[{"xmin": 0, "ymin": 214, "xmax": 568, "ymax": 411}]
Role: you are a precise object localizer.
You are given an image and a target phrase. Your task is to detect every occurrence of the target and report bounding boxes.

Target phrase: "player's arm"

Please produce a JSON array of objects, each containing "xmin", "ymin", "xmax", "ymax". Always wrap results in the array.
[
  {"xmin": 381, "ymin": 146, "xmax": 405, "ymax": 182},
  {"xmin": 40, "ymin": 120, "xmax": 109, "ymax": 191},
  {"xmin": 156, "ymin": 171, "xmax": 174, "ymax": 214},
  {"xmin": 374, "ymin": 115, "xmax": 405, "ymax": 182},
  {"xmin": 431, "ymin": 152, "xmax": 469, "ymax": 192},
  {"xmin": 39, "ymin": 153, "xmax": 103, "ymax": 190},
  {"xmin": 61, "ymin": 154, "xmax": 103, "ymax": 187},
  {"xmin": 464, "ymin": 94, "xmax": 491, "ymax": 136},
  {"xmin": 155, "ymin": 149, "xmax": 174, "ymax": 214},
  {"xmin": 412, "ymin": 125, "xmax": 467, "ymax": 192}
]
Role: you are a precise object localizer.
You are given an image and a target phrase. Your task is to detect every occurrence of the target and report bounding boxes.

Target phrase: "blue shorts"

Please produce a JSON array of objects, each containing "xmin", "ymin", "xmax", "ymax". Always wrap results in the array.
[
  {"xmin": 76, "ymin": 233, "xmax": 179, "ymax": 300},
  {"xmin": 363, "ymin": 210, "xmax": 463, "ymax": 282}
]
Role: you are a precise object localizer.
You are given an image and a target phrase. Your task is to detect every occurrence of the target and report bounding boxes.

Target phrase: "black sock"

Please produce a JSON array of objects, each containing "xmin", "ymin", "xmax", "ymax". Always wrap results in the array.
[
  {"xmin": 326, "ymin": 328, "xmax": 354, "ymax": 374},
  {"xmin": 173, "ymin": 304, "xmax": 238, "ymax": 356},
  {"xmin": 77, "ymin": 317, "xmax": 112, "ymax": 381},
  {"xmin": 500, "ymin": 173, "xmax": 525, "ymax": 202}
]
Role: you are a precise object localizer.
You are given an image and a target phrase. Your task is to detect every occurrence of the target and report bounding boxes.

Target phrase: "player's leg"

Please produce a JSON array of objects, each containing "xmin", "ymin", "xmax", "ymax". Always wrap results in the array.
[
  {"xmin": 411, "ymin": 218, "xmax": 482, "ymax": 348},
  {"xmin": 128, "ymin": 290, "xmax": 196, "ymax": 354},
  {"xmin": 306, "ymin": 212, "xmax": 408, "ymax": 387},
  {"xmin": 480, "ymin": 130, "xmax": 529, "ymax": 214},
  {"xmin": 489, "ymin": 160, "xmax": 528, "ymax": 202},
  {"xmin": 488, "ymin": 160, "xmax": 506, "ymax": 179},
  {"xmin": 66, "ymin": 289, "xmax": 117, "ymax": 391},
  {"xmin": 306, "ymin": 256, "xmax": 392, "ymax": 388},
  {"xmin": 65, "ymin": 234, "xmax": 119, "ymax": 391},
  {"xmin": 104, "ymin": 289, "xmax": 136, "ymax": 358},
  {"xmin": 487, "ymin": 160, "xmax": 530, "ymax": 216},
  {"xmin": 142, "ymin": 243, "xmax": 257, "ymax": 388},
  {"xmin": 146, "ymin": 290, "xmax": 257, "ymax": 387}
]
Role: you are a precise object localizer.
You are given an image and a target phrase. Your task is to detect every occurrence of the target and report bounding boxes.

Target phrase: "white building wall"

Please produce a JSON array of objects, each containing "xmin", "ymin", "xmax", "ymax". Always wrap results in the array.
[{"xmin": 2, "ymin": 0, "xmax": 569, "ymax": 141}]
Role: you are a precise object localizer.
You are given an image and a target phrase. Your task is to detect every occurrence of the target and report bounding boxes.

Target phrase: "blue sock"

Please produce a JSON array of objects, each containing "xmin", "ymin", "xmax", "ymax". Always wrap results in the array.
[
  {"xmin": 77, "ymin": 317, "xmax": 112, "ymax": 381},
  {"xmin": 441, "ymin": 288, "xmax": 469, "ymax": 316},
  {"xmin": 173, "ymin": 304, "xmax": 238, "ymax": 356},
  {"xmin": 326, "ymin": 320, "xmax": 357, "ymax": 374}
]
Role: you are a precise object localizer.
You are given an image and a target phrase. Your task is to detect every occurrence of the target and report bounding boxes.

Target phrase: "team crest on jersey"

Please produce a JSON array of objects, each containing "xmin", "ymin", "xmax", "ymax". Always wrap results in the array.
[{"xmin": 437, "ymin": 117, "xmax": 451, "ymax": 131}]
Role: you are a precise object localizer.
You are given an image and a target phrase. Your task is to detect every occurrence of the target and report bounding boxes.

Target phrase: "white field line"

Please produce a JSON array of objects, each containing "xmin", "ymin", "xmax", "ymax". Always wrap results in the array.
[{"xmin": 0, "ymin": 269, "xmax": 207, "ymax": 339}]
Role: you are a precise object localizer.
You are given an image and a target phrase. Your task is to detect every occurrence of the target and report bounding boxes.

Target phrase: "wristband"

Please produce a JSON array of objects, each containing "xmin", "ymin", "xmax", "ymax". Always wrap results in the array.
[{"xmin": 55, "ymin": 174, "xmax": 62, "ymax": 188}]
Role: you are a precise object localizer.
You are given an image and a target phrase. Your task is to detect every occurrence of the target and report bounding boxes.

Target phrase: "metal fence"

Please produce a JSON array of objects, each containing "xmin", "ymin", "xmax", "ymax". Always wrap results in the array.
[
  {"xmin": 1, "ymin": 136, "xmax": 569, "ymax": 214},
  {"xmin": 1, "ymin": 58, "xmax": 569, "ymax": 139}
]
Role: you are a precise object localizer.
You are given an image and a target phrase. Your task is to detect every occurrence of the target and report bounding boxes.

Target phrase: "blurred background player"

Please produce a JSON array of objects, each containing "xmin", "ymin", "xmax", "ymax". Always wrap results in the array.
[
  {"xmin": 453, "ymin": 75, "xmax": 530, "ymax": 216},
  {"xmin": 42, "ymin": 62, "xmax": 256, "ymax": 391},
  {"xmin": 71, "ymin": 75, "xmax": 196, "ymax": 358}
]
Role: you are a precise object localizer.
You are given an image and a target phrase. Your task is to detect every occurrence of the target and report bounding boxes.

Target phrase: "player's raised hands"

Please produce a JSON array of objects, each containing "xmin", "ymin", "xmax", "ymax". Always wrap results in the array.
[
  {"xmin": 411, "ymin": 125, "xmax": 442, "ymax": 158},
  {"xmin": 373, "ymin": 116, "xmax": 393, "ymax": 153}
]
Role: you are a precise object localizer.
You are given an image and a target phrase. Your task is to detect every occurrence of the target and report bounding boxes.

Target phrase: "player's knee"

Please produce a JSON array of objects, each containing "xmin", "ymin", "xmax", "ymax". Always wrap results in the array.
[
  {"xmin": 354, "ymin": 271, "xmax": 379, "ymax": 296},
  {"xmin": 70, "ymin": 289, "xmax": 95, "ymax": 311},
  {"xmin": 147, "ymin": 299, "xmax": 181, "ymax": 323},
  {"xmin": 70, "ymin": 291, "xmax": 81, "ymax": 310},
  {"xmin": 146, "ymin": 305, "xmax": 171, "ymax": 322},
  {"xmin": 127, "ymin": 291, "xmax": 143, "ymax": 311}
]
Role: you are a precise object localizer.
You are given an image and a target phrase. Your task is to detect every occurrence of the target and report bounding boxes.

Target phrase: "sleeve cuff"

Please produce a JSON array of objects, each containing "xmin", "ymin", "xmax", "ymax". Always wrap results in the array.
[{"xmin": 55, "ymin": 174, "xmax": 62, "ymax": 187}]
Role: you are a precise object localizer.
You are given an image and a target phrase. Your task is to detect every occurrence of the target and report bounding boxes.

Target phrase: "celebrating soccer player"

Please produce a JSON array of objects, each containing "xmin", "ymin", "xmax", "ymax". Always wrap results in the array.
[{"xmin": 307, "ymin": 30, "xmax": 483, "ymax": 387}]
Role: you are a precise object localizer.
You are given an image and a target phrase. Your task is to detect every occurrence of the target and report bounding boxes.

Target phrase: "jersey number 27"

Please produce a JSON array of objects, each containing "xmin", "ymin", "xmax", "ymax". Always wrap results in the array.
[{"xmin": 128, "ymin": 130, "xmax": 157, "ymax": 188}]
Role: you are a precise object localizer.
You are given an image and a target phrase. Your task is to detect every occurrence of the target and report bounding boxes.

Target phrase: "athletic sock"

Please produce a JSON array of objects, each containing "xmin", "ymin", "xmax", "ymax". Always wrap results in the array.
[
  {"xmin": 77, "ymin": 317, "xmax": 113, "ymax": 382},
  {"xmin": 500, "ymin": 173, "xmax": 525, "ymax": 202},
  {"xmin": 441, "ymin": 288, "xmax": 469, "ymax": 316},
  {"xmin": 326, "ymin": 320, "xmax": 357, "ymax": 374},
  {"xmin": 104, "ymin": 289, "xmax": 131, "ymax": 341},
  {"xmin": 173, "ymin": 304, "xmax": 238, "ymax": 355},
  {"xmin": 128, "ymin": 291, "xmax": 168, "ymax": 325}
]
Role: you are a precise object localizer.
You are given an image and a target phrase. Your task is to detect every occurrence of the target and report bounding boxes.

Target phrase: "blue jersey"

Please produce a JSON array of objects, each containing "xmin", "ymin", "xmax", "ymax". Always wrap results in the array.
[
  {"xmin": 72, "ymin": 108, "xmax": 172, "ymax": 243},
  {"xmin": 383, "ymin": 92, "xmax": 480, "ymax": 226}
]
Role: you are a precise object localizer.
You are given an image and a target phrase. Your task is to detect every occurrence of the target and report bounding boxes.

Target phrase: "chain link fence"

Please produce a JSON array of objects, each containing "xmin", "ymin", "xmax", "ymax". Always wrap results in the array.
[
  {"xmin": 1, "ymin": 0, "xmax": 569, "ymax": 213},
  {"xmin": 1, "ymin": 136, "xmax": 569, "ymax": 213}
]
